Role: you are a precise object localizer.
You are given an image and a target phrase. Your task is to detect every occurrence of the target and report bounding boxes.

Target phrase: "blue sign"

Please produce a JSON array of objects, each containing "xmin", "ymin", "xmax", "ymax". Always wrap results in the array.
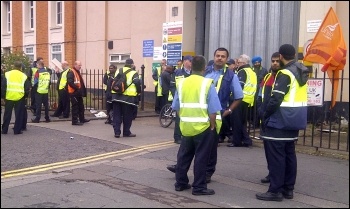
[
  {"xmin": 167, "ymin": 43, "xmax": 182, "ymax": 51},
  {"xmin": 143, "ymin": 40, "xmax": 154, "ymax": 57},
  {"xmin": 167, "ymin": 59, "xmax": 180, "ymax": 66},
  {"xmin": 167, "ymin": 51, "xmax": 182, "ymax": 59}
]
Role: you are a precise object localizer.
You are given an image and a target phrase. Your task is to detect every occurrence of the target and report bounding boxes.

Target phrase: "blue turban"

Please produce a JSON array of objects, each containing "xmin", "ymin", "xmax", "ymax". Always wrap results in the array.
[{"xmin": 252, "ymin": 56, "xmax": 262, "ymax": 64}]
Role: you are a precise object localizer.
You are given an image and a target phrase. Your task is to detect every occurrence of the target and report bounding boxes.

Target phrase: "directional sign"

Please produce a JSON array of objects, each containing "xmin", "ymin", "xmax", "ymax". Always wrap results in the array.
[
  {"xmin": 143, "ymin": 40, "xmax": 154, "ymax": 57},
  {"xmin": 161, "ymin": 21, "xmax": 183, "ymax": 65}
]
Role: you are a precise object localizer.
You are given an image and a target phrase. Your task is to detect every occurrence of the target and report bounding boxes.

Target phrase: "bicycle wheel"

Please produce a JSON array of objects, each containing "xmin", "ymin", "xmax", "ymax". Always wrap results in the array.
[{"xmin": 159, "ymin": 104, "xmax": 174, "ymax": 128}]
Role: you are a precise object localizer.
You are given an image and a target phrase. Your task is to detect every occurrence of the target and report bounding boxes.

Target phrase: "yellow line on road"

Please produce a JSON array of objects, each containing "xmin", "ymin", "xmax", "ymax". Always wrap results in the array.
[{"xmin": 1, "ymin": 141, "xmax": 174, "ymax": 179}]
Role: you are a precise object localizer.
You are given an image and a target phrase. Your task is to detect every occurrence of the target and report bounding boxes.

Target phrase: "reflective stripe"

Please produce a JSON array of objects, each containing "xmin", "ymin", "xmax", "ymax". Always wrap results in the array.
[
  {"xmin": 216, "ymin": 114, "xmax": 222, "ymax": 120},
  {"xmin": 261, "ymin": 136, "xmax": 298, "ymax": 141},
  {"xmin": 280, "ymin": 101, "xmax": 308, "ymax": 107},
  {"xmin": 180, "ymin": 103, "xmax": 208, "ymax": 109},
  {"xmin": 181, "ymin": 117, "xmax": 209, "ymax": 122}
]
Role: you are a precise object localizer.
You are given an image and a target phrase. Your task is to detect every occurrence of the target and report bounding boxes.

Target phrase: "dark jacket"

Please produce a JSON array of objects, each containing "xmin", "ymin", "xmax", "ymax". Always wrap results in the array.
[
  {"xmin": 160, "ymin": 67, "xmax": 175, "ymax": 96},
  {"xmin": 67, "ymin": 68, "xmax": 87, "ymax": 97}
]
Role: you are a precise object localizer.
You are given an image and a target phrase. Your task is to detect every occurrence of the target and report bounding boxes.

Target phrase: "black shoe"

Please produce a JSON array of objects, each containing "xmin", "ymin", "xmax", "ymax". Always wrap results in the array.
[
  {"xmin": 166, "ymin": 165, "xmax": 176, "ymax": 173},
  {"xmin": 256, "ymin": 192, "xmax": 283, "ymax": 201},
  {"xmin": 45, "ymin": 118, "xmax": 51, "ymax": 123},
  {"xmin": 31, "ymin": 119, "xmax": 40, "ymax": 123},
  {"xmin": 282, "ymin": 189, "xmax": 293, "ymax": 199},
  {"xmin": 175, "ymin": 184, "xmax": 191, "ymax": 191},
  {"xmin": 261, "ymin": 176, "xmax": 270, "ymax": 183},
  {"xmin": 218, "ymin": 137, "xmax": 225, "ymax": 143},
  {"xmin": 174, "ymin": 139, "xmax": 181, "ymax": 144},
  {"xmin": 227, "ymin": 136, "xmax": 233, "ymax": 143},
  {"xmin": 59, "ymin": 116, "xmax": 69, "ymax": 119},
  {"xmin": 72, "ymin": 122, "xmax": 83, "ymax": 126},
  {"xmin": 14, "ymin": 131, "xmax": 23, "ymax": 135},
  {"xmin": 105, "ymin": 120, "xmax": 111, "ymax": 124},
  {"xmin": 242, "ymin": 143, "xmax": 252, "ymax": 147},
  {"xmin": 50, "ymin": 114, "xmax": 58, "ymax": 117},
  {"xmin": 227, "ymin": 143, "xmax": 241, "ymax": 147},
  {"xmin": 192, "ymin": 189, "xmax": 215, "ymax": 196},
  {"xmin": 123, "ymin": 133, "xmax": 136, "ymax": 137},
  {"xmin": 82, "ymin": 119, "xmax": 90, "ymax": 123},
  {"xmin": 114, "ymin": 135, "xmax": 120, "ymax": 138}
]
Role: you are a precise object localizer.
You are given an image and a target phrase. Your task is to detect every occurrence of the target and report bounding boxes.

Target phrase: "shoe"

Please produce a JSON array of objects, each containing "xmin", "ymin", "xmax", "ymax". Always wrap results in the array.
[
  {"xmin": 192, "ymin": 189, "xmax": 215, "ymax": 196},
  {"xmin": 50, "ymin": 114, "xmax": 58, "ymax": 117},
  {"xmin": 82, "ymin": 119, "xmax": 90, "ymax": 123},
  {"xmin": 282, "ymin": 189, "xmax": 294, "ymax": 199},
  {"xmin": 1, "ymin": 131, "xmax": 8, "ymax": 134},
  {"xmin": 227, "ymin": 143, "xmax": 241, "ymax": 147},
  {"xmin": 227, "ymin": 136, "xmax": 233, "ymax": 143},
  {"xmin": 218, "ymin": 137, "xmax": 225, "ymax": 143},
  {"xmin": 175, "ymin": 184, "xmax": 191, "ymax": 191},
  {"xmin": 123, "ymin": 133, "xmax": 136, "ymax": 137},
  {"xmin": 166, "ymin": 165, "xmax": 176, "ymax": 173},
  {"xmin": 206, "ymin": 176, "xmax": 211, "ymax": 183},
  {"xmin": 242, "ymin": 143, "xmax": 252, "ymax": 147},
  {"xmin": 105, "ymin": 120, "xmax": 111, "ymax": 124},
  {"xmin": 31, "ymin": 119, "xmax": 40, "ymax": 123},
  {"xmin": 114, "ymin": 135, "xmax": 120, "ymax": 138},
  {"xmin": 256, "ymin": 192, "xmax": 283, "ymax": 201},
  {"xmin": 59, "ymin": 116, "xmax": 69, "ymax": 119},
  {"xmin": 261, "ymin": 176, "xmax": 270, "ymax": 183},
  {"xmin": 174, "ymin": 139, "xmax": 181, "ymax": 144},
  {"xmin": 72, "ymin": 122, "xmax": 83, "ymax": 126},
  {"xmin": 14, "ymin": 131, "xmax": 23, "ymax": 135},
  {"xmin": 45, "ymin": 119, "xmax": 51, "ymax": 123}
]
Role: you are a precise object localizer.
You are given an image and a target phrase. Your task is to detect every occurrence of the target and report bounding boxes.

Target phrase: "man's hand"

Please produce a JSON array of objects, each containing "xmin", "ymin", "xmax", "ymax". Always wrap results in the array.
[{"xmin": 222, "ymin": 109, "xmax": 232, "ymax": 117}]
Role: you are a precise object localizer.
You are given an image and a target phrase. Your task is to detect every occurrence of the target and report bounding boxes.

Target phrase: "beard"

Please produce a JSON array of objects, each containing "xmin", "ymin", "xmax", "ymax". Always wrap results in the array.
[{"xmin": 279, "ymin": 60, "xmax": 285, "ymax": 68}]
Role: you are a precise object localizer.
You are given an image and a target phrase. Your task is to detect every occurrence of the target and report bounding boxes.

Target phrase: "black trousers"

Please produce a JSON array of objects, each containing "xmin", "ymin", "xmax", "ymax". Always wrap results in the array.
[
  {"xmin": 1, "ymin": 98, "xmax": 25, "ymax": 134},
  {"xmin": 53, "ymin": 89, "xmax": 70, "ymax": 117},
  {"xmin": 70, "ymin": 96, "xmax": 85, "ymax": 123},
  {"xmin": 175, "ymin": 127, "xmax": 216, "ymax": 192},
  {"xmin": 30, "ymin": 86, "xmax": 37, "ymax": 112},
  {"xmin": 173, "ymin": 112, "xmax": 182, "ymax": 141},
  {"xmin": 231, "ymin": 101, "xmax": 252, "ymax": 146},
  {"xmin": 154, "ymin": 85, "xmax": 161, "ymax": 113},
  {"xmin": 34, "ymin": 93, "xmax": 50, "ymax": 121},
  {"xmin": 112, "ymin": 101, "xmax": 135, "ymax": 136},
  {"xmin": 264, "ymin": 139, "xmax": 297, "ymax": 193}
]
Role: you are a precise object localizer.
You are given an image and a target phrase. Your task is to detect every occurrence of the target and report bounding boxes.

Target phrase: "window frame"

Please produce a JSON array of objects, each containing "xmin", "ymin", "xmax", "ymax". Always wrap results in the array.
[
  {"xmin": 25, "ymin": 46, "xmax": 35, "ymax": 62},
  {"xmin": 6, "ymin": 1, "xmax": 11, "ymax": 33},
  {"xmin": 56, "ymin": 1, "xmax": 62, "ymax": 25},
  {"xmin": 109, "ymin": 54, "xmax": 131, "ymax": 64},
  {"xmin": 29, "ymin": 1, "xmax": 34, "ymax": 29},
  {"xmin": 51, "ymin": 44, "xmax": 62, "ymax": 62}
]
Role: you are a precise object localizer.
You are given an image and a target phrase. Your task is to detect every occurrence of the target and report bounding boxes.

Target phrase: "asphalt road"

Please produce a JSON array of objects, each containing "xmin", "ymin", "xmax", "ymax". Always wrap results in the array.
[{"xmin": 1, "ymin": 113, "xmax": 349, "ymax": 208}]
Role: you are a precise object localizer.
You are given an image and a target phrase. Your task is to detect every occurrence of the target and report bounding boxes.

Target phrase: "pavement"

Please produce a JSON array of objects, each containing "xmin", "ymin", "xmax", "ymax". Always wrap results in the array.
[{"xmin": 1, "ymin": 106, "xmax": 349, "ymax": 208}]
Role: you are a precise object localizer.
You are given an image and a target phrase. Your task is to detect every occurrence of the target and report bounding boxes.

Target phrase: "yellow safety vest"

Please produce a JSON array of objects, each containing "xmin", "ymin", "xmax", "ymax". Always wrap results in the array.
[
  {"xmin": 37, "ymin": 71, "xmax": 51, "ymax": 94},
  {"xmin": 103, "ymin": 69, "xmax": 110, "ymax": 91},
  {"xmin": 273, "ymin": 70, "xmax": 307, "ymax": 107},
  {"xmin": 111, "ymin": 67, "xmax": 138, "ymax": 96},
  {"xmin": 58, "ymin": 68, "xmax": 70, "ymax": 90},
  {"xmin": 153, "ymin": 66, "xmax": 161, "ymax": 86},
  {"xmin": 5, "ymin": 70, "xmax": 27, "ymax": 101},
  {"xmin": 238, "ymin": 67, "xmax": 257, "ymax": 106},
  {"xmin": 177, "ymin": 75, "xmax": 222, "ymax": 136}
]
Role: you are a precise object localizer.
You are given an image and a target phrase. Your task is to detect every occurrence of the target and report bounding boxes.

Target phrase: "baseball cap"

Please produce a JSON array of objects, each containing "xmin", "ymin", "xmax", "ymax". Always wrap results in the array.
[{"xmin": 183, "ymin": 55, "xmax": 193, "ymax": 62}]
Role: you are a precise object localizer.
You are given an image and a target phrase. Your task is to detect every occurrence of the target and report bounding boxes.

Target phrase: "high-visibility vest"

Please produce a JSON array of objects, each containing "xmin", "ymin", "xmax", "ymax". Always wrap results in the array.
[
  {"xmin": 153, "ymin": 66, "xmax": 161, "ymax": 86},
  {"xmin": 5, "ymin": 70, "xmax": 27, "ymax": 101},
  {"xmin": 58, "ymin": 68, "xmax": 70, "ymax": 90},
  {"xmin": 68, "ymin": 68, "xmax": 81, "ymax": 94},
  {"xmin": 238, "ymin": 67, "xmax": 257, "ymax": 106},
  {"xmin": 111, "ymin": 67, "xmax": 138, "ymax": 96},
  {"xmin": 37, "ymin": 70, "xmax": 51, "ymax": 94},
  {"xmin": 261, "ymin": 73, "xmax": 273, "ymax": 102},
  {"xmin": 177, "ymin": 75, "xmax": 222, "ymax": 136},
  {"xmin": 103, "ymin": 69, "xmax": 110, "ymax": 91}
]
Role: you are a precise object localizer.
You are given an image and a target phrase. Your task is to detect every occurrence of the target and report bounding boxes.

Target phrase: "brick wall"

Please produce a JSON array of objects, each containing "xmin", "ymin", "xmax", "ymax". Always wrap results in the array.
[
  {"xmin": 36, "ymin": 1, "xmax": 49, "ymax": 63},
  {"xmin": 12, "ymin": 2, "xmax": 23, "ymax": 52},
  {"xmin": 64, "ymin": 1, "xmax": 76, "ymax": 66}
]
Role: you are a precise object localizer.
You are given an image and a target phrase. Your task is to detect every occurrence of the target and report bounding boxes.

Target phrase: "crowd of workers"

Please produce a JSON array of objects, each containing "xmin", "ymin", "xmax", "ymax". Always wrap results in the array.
[{"xmin": 1, "ymin": 43, "xmax": 308, "ymax": 201}]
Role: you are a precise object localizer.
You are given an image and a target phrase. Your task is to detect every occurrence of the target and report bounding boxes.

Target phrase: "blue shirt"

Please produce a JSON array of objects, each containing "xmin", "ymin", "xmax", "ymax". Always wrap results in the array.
[
  {"xmin": 204, "ymin": 67, "xmax": 243, "ymax": 100},
  {"xmin": 172, "ymin": 78, "xmax": 222, "ymax": 114}
]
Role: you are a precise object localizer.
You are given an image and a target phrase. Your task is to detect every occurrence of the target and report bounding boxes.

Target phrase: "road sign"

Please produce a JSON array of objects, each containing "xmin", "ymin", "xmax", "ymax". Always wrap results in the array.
[{"xmin": 143, "ymin": 40, "xmax": 154, "ymax": 57}]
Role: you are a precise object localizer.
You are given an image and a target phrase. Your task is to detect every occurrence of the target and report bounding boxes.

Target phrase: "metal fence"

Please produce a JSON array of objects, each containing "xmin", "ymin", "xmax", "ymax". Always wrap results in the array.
[{"xmin": 33, "ymin": 68, "xmax": 349, "ymax": 153}]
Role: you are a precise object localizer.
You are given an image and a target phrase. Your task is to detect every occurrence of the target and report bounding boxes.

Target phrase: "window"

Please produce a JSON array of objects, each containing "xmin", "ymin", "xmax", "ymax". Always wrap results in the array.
[
  {"xmin": 29, "ymin": 1, "xmax": 34, "ymax": 29},
  {"xmin": 25, "ymin": 46, "xmax": 34, "ymax": 62},
  {"xmin": 3, "ymin": 47, "xmax": 11, "ymax": 56},
  {"xmin": 51, "ymin": 44, "xmax": 62, "ymax": 62},
  {"xmin": 172, "ymin": 7, "xmax": 178, "ymax": 17},
  {"xmin": 6, "ymin": 1, "xmax": 11, "ymax": 33},
  {"xmin": 56, "ymin": 1, "xmax": 62, "ymax": 25},
  {"xmin": 109, "ymin": 54, "xmax": 131, "ymax": 63}
]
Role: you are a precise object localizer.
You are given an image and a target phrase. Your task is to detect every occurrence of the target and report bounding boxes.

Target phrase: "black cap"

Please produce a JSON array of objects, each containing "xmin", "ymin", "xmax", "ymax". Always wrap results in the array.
[
  {"xmin": 279, "ymin": 44, "xmax": 296, "ymax": 57},
  {"xmin": 227, "ymin": 58, "xmax": 235, "ymax": 65},
  {"xmin": 125, "ymin": 58, "xmax": 134, "ymax": 65}
]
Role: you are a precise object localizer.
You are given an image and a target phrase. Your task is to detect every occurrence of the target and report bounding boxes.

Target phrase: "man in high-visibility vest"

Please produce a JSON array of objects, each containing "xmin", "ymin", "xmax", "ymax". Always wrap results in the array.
[
  {"xmin": 31, "ymin": 61, "xmax": 52, "ymax": 123},
  {"xmin": 152, "ymin": 59, "xmax": 166, "ymax": 114},
  {"xmin": 51, "ymin": 61, "xmax": 71, "ymax": 119},
  {"xmin": 256, "ymin": 44, "xmax": 309, "ymax": 202},
  {"xmin": 171, "ymin": 55, "xmax": 222, "ymax": 196},
  {"xmin": 228, "ymin": 54, "xmax": 257, "ymax": 147},
  {"xmin": 1, "ymin": 61, "xmax": 31, "ymax": 134}
]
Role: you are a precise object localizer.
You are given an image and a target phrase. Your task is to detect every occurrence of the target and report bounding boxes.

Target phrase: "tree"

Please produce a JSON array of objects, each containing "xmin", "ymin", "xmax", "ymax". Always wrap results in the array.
[{"xmin": 1, "ymin": 51, "xmax": 31, "ymax": 75}]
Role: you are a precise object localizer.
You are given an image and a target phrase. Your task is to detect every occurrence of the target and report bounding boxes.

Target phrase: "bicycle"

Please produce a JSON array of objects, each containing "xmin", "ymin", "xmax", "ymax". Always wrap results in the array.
[{"xmin": 159, "ymin": 103, "xmax": 177, "ymax": 128}]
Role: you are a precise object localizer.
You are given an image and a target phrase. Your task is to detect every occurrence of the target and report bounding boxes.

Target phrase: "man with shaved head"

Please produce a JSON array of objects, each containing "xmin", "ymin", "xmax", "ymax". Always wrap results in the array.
[{"xmin": 51, "ymin": 60, "xmax": 71, "ymax": 118}]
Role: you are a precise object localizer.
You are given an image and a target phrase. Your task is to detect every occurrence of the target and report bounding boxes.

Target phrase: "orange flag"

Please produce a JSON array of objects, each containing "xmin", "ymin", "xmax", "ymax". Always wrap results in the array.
[{"xmin": 303, "ymin": 7, "xmax": 347, "ymax": 108}]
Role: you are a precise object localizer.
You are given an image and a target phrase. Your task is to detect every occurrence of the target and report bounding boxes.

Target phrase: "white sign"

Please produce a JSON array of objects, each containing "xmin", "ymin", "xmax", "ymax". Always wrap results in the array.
[
  {"xmin": 153, "ymin": 47, "xmax": 163, "ymax": 61},
  {"xmin": 51, "ymin": 58, "xmax": 63, "ymax": 72},
  {"xmin": 307, "ymin": 20, "xmax": 322, "ymax": 33},
  {"xmin": 307, "ymin": 79, "xmax": 324, "ymax": 106}
]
